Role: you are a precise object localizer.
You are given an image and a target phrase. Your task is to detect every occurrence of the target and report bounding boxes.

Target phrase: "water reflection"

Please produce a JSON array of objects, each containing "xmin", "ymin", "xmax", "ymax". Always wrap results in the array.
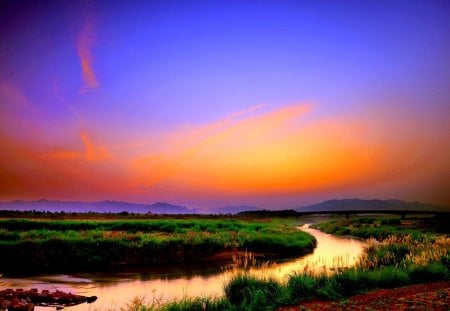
[
  {"xmin": 1, "ymin": 225, "xmax": 366, "ymax": 310},
  {"xmin": 270, "ymin": 225, "xmax": 366, "ymax": 277}
]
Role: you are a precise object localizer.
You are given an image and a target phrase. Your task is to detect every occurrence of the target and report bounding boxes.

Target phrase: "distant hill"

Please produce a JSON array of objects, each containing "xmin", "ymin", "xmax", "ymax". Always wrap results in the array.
[
  {"xmin": 1, "ymin": 198, "xmax": 447, "ymax": 215},
  {"xmin": 0, "ymin": 200, "xmax": 194, "ymax": 214},
  {"xmin": 297, "ymin": 199, "xmax": 449, "ymax": 213},
  {"xmin": 212, "ymin": 205, "xmax": 260, "ymax": 215},
  {"xmin": 147, "ymin": 202, "xmax": 194, "ymax": 214}
]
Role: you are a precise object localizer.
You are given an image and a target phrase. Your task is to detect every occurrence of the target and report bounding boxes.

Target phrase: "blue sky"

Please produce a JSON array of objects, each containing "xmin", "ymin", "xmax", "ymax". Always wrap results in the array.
[{"xmin": 1, "ymin": 0, "xmax": 449, "ymax": 208}]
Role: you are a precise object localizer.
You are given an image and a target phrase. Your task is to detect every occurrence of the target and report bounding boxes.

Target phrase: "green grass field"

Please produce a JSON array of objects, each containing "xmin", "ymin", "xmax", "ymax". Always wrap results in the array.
[
  {"xmin": 311, "ymin": 215, "xmax": 445, "ymax": 240},
  {"xmin": 3, "ymin": 215, "xmax": 448, "ymax": 310},
  {"xmin": 154, "ymin": 216, "xmax": 450, "ymax": 311},
  {"xmin": 0, "ymin": 218, "xmax": 315, "ymax": 273}
]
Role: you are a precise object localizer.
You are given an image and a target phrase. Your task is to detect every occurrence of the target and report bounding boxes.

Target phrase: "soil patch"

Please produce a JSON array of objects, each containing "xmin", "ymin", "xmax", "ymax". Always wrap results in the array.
[{"xmin": 279, "ymin": 281, "xmax": 450, "ymax": 311}]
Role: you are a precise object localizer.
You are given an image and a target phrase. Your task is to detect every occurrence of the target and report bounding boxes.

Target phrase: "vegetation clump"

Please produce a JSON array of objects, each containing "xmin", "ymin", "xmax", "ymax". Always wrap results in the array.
[
  {"xmin": 148, "ymin": 216, "xmax": 450, "ymax": 311},
  {"xmin": 3, "ymin": 215, "xmax": 449, "ymax": 310},
  {"xmin": 0, "ymin": 218, "xmax": 315, "ymax": 273}
]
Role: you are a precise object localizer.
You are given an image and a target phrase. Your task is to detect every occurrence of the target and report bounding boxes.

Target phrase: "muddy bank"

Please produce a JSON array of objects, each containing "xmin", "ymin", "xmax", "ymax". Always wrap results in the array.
[{"xmin": 279, "ymin": 281, "xmax": 450, "ymax": 311}]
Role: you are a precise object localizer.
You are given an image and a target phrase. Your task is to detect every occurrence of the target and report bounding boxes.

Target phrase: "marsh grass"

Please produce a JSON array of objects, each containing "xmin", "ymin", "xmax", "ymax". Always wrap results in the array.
[
  {"xmin": 311, "ymin": 216, "xmax": 443, "ymax": 241},
  {"xmin": 358, "ymin": 234, "xmax": 449, "ymax": 270},
  {"xmin": 230, "ymin": 250, "xmax": 256, "ymax": 270},
  {"xmin": 6, "ymin": 216, "xmax": 448, "ymax": 310},
  {"xmin": 140, "ymin": 218, "xmax": 449, "ymax": 311},
  {"xmin": 0, "ymin": 218, "xmax": 315, "ymax": 272}
]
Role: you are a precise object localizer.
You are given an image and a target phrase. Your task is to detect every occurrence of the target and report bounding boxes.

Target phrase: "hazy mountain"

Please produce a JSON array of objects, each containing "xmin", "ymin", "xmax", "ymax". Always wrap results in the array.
[
  {"xmin": 297, "ymin": 199, "xmax": 449, "ymax": 213},
  {"xmin": 147, "ymin": 202, "xmax": 194, "ymax": 214},
  {"xmin": 0, "ymin": 200, "xmax": 194, "ymax": 214},
  {"xmin": 212, "ymin": 205, "xmax": 260, "ymax": 215},
  {"xmin": 1, "ymin": 198, "xmax": 447, "ymax": 215}
]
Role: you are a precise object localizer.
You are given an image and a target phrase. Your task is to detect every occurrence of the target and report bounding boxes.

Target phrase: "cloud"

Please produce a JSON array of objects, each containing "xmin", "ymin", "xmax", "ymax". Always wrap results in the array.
[
  {"xmin": 80, "ymin": 131, "xmax": 110, "ymax": 161},
  {"xmin": 77, "ymin": 21, "xmax": 99, "ymax": 92},
  {"xmin": 0, "ymin": 97, "xmax": 448, "ymax": 206},
  {"xmin": 0, "ymin": 129, "xmax": 125, "ymax": 201},
  {"xmin": 131, "ymin": 103, "xmax": 315, "ymax": 189},
  {"xmin": 130, "ymin": 103, "xmax": 450, "ymax": 206},
  {"xmin": 48, "ymin": 131, "xmax": 111, "ymax": 162}
]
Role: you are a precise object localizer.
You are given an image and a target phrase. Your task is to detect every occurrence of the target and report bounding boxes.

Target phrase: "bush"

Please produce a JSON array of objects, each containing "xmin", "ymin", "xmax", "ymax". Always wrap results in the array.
[
  {"xmin": 0, "ymin": 229, "xmax": 20, "ymax": 241},
  {"xmin": 366, "ymin": 267, "xmax": 411, "ymax": 289},
  {"xmin": 332, "ymin": 269, "xmax": 365, "ymax": 296},
  {"xmin": 287, "ymin": 274, "xmax": 315, "ymax": 302},
  {"xmin": 380, "ymin": 219, "xmax": 401, "ymax": 226},
  {"xmin": 314, "ymin": 275, "xmax": 342, "ymax": 300},
  {"xmin": 408, "ymin": 262, "xmax": 449, "ymax": 283},
  {"xmin": 224, "ymin": 275, "xmax": 287, "ymax": 309}
]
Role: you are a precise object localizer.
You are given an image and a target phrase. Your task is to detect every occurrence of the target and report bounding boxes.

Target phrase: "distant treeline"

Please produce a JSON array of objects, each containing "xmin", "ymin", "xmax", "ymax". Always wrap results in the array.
[
  {"xmin": 0, "ymin": 210, "xmax": 249, "ymax": 220},
  {"xmin": 237, "ymin": 209, "xmax": 300, "ymax": 217}
]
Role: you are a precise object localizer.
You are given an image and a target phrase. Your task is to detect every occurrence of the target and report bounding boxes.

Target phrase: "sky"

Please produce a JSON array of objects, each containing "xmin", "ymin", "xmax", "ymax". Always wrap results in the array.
[{"xmin": 0, "ymin": 0, "xmax": 449, "ymax": 209}]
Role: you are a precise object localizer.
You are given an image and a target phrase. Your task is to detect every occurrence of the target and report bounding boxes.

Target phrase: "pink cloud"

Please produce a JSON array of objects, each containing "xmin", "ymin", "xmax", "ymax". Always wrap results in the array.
[{"xmin": 77, "ymin": 21, "xmax": 99, "ymax": 92}]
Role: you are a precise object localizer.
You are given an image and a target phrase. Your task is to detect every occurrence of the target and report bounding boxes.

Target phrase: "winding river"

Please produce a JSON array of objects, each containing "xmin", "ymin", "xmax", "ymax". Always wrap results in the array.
[{"xmin": 1, "ymin": 225, "xmax": 366, "ymax": 310}]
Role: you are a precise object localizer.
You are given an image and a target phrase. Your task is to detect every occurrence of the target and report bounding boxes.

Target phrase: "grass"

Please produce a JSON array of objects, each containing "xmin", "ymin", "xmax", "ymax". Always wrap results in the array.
[
  {"xmin": 142, "ymin": 261, "xmax": 448, "ymax": 311},
  {"xmin": 0, "ymin": 218, "xmax": 315, "ymax": 273},
  {"xmin": 4, "ymin": 215, "xmax": 449, "ymax": 310},
  {"xmin": 135, "ymin": 216, "xmax": 450, "ymax": 311},
  {"xmin": 310, "ymin": 216, "xmax": 442, "ymax": 240}
]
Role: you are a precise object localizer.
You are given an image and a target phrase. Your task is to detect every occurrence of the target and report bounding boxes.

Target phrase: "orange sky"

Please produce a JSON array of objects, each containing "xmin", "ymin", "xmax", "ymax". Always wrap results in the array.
[
  {"xmin": 1, "ymin": 83, "xmax": 448, "ymax": 208},
  {"xmin": 1, "ymin": 1, "xmax": 449, "ymax": 209}
]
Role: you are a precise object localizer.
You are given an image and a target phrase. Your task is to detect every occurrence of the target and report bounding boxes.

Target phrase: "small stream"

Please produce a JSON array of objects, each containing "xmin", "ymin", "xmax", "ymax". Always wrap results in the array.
[{"xmin": 1, "ymin": 225, "xmax": 366, "ymax": 310}]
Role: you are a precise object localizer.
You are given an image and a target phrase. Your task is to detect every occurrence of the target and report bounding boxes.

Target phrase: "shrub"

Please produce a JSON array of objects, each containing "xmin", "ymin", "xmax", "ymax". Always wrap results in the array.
[
  {"xmin": 287, "ymin": 274, "xmax": 315, "ymax": 302},
  {"xmin": 366, "ymin": 267, "xmax": 411, "ymax": 289},
  {"xmin": 332, "ymin": 269, "xmax": 365, "ymax": 296},
  {"xmin": 314, "ymin": 275, "xmax": 342, "ymax": 300},
  {"xmin": 408, "ymin": 262, "xmax": 449, "ymax": 283},
  {"xmin": 224, "ymin": 275, "xmax": 286, "ymax": 309}
]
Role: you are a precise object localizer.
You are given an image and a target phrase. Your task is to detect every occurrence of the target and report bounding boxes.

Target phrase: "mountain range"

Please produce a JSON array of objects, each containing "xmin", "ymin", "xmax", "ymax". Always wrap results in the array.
[
  {"xmin": 0, "ymin": 198, "xmax": 448, "ymax": 214},
  {"xmin": 0, "ymin": 200, "xmax": 194, "ymax": 214},
  {"xmin": 211, "ymin": 205, "xmax": 260, "ymax": 215},
  {"xmin": 295, "ymin": 199, "xmax": 449, "ymax": 213}
]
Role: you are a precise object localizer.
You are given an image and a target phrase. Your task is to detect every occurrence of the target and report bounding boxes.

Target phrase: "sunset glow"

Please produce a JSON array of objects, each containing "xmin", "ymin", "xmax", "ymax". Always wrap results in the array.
[{"xmin": 1, "ymin": 1, "xmax": 449, "ymax": 209}]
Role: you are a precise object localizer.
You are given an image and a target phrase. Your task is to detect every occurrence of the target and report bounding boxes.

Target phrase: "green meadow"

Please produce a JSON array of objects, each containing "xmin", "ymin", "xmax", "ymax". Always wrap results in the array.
[
  {"xmin": 2, "ymin": 215, "xmax": 449, "ymax": 310},
  {"xmin": 155, "ymin": 216, "xmax": 450, "ymax": 311},
  {"xmin": 0, "ymin": 218, "xmax": 315, "ymax": 272}
]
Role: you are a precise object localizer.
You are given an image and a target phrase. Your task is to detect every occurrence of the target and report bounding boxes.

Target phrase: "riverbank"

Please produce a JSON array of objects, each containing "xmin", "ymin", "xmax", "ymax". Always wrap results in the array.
[
  {"xmin": 3, "ymin": 215, "xmax": 448, "ymax": 310},
  {"xmin": 311, "ymin": 215, "xmax": 448, "ymax": 240},
  {"xmin": 0, "ymin": 222, "xmax": 365, "ymax": 310},
  {"xmin": 279, "ymin": 281, "xmax": 450, "ymax": 310},
  {"xmin": 154, "ymin": 216, "xmax": 449, "ymax": 311}
]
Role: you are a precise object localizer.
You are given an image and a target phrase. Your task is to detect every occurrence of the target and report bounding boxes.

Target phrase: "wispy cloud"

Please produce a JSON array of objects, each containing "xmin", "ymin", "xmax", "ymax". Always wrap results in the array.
[
  {"xmin": 49, "ymin": 131, "xmax": 110, "ymax": 162},
  {"xmin": 129, "ymin": 102, "xmax": 450, "ymax": 205},
  {"xmin": 77, "ymin": 21, "xmax": 99, "ymax": 92},
  {"xmin": 0, "ymin": 132, "xmax": 123, "ymax": 201},
  {"xmin": 80, "ymin": 131, "xmax": 110, "ymax": 161},
  {"xmin": 131, "ymin": 103, "xmax": 314, "ymax": 189},
  {"xmin": 0, "ymin": 96, "xmax": 448, "ymax": 206}
]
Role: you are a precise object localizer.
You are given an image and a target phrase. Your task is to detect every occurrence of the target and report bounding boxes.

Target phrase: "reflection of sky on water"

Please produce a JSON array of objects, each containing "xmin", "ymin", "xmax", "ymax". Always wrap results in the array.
[{"xmin": 1, "ymin": 226, "xmax": 366, "ymax": 310}]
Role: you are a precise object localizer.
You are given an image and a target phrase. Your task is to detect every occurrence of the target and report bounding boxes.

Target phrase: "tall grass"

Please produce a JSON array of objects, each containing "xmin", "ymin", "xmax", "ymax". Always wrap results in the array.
[
  {"xmin": 359, "ymin": 235, "xmax": 449, "ymax": 270},
  {"xmin": 141, "ymin": 217, "xmax": 450, "ymax": 311},
  {"xmin": 144, "ymin": 260, "xmax": 448, "ymax": 311},
  {"xmin": 216, "ymin": 234, "xmax": 448, "ymax": 310},
  {"xmin": 311, "ymin": 216, "xmax": 437, "ymax": 241}
]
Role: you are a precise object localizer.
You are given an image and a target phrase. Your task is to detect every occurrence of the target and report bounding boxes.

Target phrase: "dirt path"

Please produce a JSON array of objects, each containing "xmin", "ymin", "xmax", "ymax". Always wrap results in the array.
[{"xmin": 279, "ymin": 281, "xmax": 450, "ymax": 311}]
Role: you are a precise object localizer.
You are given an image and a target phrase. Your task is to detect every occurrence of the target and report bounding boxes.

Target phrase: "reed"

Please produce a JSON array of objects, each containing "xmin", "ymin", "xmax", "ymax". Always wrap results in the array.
[{"xmin": 141, "ymin": 217, "xmax": 449, "ymax": 311}]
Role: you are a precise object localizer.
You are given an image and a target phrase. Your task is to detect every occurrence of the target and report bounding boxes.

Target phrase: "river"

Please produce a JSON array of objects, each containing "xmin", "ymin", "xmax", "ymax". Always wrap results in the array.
[{"xmin": 1, "ymin": 225, "xmax": 366, "ymax": 310}]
